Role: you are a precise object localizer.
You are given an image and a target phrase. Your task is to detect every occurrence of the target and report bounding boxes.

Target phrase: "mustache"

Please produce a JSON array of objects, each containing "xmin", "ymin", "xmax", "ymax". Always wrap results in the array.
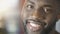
[{"xmin": 26, "ymin": 19, "xmax": 46, "ymax": 25}]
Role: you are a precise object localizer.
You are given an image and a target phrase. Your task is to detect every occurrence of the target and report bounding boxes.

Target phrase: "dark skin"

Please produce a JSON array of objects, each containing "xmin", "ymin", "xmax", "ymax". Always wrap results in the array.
[{"xmin": 20, "ymin": 0, "xmax": 60, "ymax": 34}]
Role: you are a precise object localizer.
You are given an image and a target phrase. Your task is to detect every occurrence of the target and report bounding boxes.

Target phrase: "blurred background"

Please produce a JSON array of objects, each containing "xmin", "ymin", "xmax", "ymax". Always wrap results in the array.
[{"xmin": 0, "ymin": 0, "xmax": 20, "ymax": 34}]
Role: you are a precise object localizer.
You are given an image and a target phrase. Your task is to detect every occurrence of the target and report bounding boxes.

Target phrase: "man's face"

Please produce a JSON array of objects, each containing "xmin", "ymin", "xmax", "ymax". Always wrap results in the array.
[{"xmin": 21, "ymin": 0, "xmax": 58, "ymax": 34}]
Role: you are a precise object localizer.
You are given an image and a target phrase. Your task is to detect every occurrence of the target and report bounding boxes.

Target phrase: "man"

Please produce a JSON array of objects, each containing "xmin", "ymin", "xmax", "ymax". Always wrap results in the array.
[{"xmin": 20, "ymin": 0, "xmax": 60, "ymax": 34}]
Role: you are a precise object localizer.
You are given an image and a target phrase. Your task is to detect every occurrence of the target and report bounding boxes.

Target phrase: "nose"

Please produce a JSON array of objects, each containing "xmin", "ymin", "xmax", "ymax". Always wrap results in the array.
[{"xmin": 31, "ymin": 10, "xmax": 45, "ymax": 20}]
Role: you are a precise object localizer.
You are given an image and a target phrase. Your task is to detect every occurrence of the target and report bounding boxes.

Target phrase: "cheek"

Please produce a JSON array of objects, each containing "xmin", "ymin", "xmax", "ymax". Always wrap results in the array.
[
  {"xmin": 22, "ymin": 12, "xmax": 31, "ymax": 19},
  {"xmin": 22, "ymin": 11, "xmax": 33, "ymax": 19},
  {"xmin": 45, "ymin": 15, "xmax": 56, "ymax": 24},
  {"xmin": 21, "ymin": 9, "xmax": 28, "ymax": 19}
]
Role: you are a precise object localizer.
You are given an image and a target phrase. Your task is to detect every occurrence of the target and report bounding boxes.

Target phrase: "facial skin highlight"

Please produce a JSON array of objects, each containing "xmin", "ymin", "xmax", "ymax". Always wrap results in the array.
[{"xmin": 20, "ymin": 0, "xmax": 60, "ymax": 34}]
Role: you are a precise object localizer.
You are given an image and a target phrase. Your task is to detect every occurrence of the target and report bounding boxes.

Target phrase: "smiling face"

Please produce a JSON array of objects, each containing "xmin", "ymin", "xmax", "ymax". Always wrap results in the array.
[{"xmin": 21, "ymin": 0, "xmax": 59, "ymax": 34}]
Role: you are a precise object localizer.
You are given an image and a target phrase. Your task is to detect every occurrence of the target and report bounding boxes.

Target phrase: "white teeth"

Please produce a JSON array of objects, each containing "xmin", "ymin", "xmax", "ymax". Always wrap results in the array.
[{"xmin": 30, "ymin": 22, "xmax": 40, "ymax": 27}]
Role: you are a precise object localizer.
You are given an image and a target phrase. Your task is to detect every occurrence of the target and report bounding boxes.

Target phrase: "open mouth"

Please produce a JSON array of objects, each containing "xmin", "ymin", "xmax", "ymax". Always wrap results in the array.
[{"xmin": 26, "ymin": 19, "xmax": 46, "ymax": 32}]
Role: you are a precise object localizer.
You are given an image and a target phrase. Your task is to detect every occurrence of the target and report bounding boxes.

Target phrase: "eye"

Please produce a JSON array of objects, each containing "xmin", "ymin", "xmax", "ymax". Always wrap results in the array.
[
  {"xmin": 26, "ymin": 5, "xmax": 34, "ymax": 10},
  {"xmin": 43, "ymin": 7, "xmax": 52, "ymax": 13}
]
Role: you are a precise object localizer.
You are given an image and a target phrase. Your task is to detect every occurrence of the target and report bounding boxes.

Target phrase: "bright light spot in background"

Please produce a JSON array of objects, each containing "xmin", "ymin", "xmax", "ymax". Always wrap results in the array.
[
  {"xmin": 0, "ymin": 0, "xmax": 19, "ymax": 15},
  {"xmin": 56, "ymin": 19, "xmax": 60, "ymax": 33}
]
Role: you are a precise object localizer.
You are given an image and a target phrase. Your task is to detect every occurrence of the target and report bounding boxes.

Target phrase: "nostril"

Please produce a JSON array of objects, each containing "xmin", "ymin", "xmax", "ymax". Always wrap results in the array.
[
  {"xmin": 42, "ymin": 22, "xmax": 47, "ymax": 26},
  {"xmin": 44, "ymin": 23, "xmax": 46, "ymax": 26}
]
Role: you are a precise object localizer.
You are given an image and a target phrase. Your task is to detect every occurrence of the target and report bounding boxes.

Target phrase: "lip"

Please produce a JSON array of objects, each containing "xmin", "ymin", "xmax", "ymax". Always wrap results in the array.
[
  {"xmin": 26, "ymin": 19, "xmax": 46, "ymax": 26},
  {"xmin": 26, "ymin": 19, "xmax": 46, "ymax": 31}
]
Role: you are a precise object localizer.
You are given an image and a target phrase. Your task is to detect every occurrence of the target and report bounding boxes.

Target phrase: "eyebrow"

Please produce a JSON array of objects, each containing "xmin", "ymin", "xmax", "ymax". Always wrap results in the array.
[
  {"xmin": 43, "ymin": 5, "xmax": 52, "ymax": 8},
  {"xmin": 28, "ymin": 0, "xmax": 35, "ymax": 4}
]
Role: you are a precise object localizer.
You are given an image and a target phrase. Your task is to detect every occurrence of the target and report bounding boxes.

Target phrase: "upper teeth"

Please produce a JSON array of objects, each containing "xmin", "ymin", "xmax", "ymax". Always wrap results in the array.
[{"xmin": 30, "ymin": 22, "xmax": 40, "ymax": 27}]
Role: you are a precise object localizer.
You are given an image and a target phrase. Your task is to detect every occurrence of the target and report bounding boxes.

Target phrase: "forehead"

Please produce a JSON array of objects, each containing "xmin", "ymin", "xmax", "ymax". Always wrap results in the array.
[
  {"xmin": 27, "ymin": 0, "xmax": 55, "ymax": 2},
  {"xmin": 25, "ymin": 0, "xmax": 58, "ymax": 9},
  {"xmin": 26, "ymin": 0, "xmax": 57, "ymax": 5}
]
